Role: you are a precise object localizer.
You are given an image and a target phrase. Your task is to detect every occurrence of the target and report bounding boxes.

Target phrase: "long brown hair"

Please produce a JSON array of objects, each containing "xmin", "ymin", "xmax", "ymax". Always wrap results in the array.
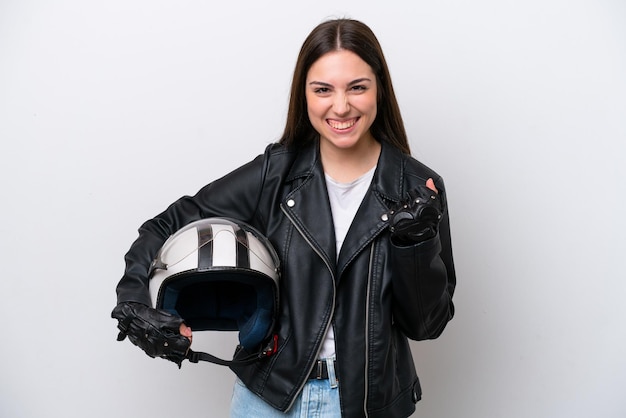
[{"xmin": 279, "ymin": 19, "xmax": 410, "ymax": 154}]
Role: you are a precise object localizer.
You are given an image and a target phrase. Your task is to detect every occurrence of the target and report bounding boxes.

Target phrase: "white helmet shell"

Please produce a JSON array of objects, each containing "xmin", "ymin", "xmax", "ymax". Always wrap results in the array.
[{"xmin": 148, "ymin": 217, "xmax": 280, "ymax": 350}]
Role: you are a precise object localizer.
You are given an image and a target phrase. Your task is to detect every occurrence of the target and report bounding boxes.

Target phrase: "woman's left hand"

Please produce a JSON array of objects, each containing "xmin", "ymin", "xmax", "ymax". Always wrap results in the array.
[{"xmin": 388, "ymin": 178, "xmax": 443, "ymax": 245}]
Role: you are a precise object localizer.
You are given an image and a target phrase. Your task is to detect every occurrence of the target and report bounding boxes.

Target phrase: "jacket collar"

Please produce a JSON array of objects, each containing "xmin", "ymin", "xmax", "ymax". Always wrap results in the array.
[
  {"xmin": 286, "ymin": 139, "xmax": 406, "ymax": 202},
  {"xmin": 283, "ymin": 139, "xmax": 406, "ymax": 277}
]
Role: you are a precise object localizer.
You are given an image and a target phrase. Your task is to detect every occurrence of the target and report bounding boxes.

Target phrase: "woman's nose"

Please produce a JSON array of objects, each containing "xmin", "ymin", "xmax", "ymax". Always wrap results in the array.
[{"xmin": 333, "ymin": 94, "xmax": 350, "ymax": 115}]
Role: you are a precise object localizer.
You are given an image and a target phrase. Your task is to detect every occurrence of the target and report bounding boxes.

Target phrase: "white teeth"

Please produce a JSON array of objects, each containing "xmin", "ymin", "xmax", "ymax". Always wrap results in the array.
[{"xmin": 328, "ymin": 119, "xmax": 356, "ymax": 130}]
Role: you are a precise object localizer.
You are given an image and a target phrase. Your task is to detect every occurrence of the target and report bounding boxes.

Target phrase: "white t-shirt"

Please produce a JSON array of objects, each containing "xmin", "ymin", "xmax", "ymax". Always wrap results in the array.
[{"xmin": 318, "ymin": 166, "xmax": 377, "ymax": 359}]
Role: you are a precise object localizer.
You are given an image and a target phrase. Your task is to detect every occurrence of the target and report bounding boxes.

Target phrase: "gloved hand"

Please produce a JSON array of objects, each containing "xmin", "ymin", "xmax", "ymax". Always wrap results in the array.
[
  {"xmin": 389, "ymin": 182, "xmax": 443, "ymax": 246},
  {"xmin": 111, "ymin": 301, "xmax": 191, "ymax": 368}
]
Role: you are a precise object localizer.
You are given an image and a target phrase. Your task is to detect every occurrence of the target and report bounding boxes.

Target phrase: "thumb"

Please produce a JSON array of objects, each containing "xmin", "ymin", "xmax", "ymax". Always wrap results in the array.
[
  {"xmin": 179, "ymin": 323, "xmax": 193, "ymax": 338},
  {"xmin": 426, "ymin": 178, "xmax": 438, "ymax": 194}
]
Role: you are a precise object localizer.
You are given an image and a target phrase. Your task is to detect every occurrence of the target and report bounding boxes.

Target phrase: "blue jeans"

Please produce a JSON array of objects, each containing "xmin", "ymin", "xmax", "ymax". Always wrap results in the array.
[{"xmin": 230, "ymin": 358, "xmax": 340, "ymax": 417}]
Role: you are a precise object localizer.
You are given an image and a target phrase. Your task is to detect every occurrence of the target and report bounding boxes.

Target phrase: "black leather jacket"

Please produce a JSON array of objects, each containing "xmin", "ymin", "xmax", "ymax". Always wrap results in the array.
[{"xmin": 116, "ymin": 140, "xmax": 456, "ymax": 418}]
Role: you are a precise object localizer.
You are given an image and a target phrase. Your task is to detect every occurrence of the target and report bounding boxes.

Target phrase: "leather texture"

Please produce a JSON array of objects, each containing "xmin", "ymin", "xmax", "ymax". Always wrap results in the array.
[
  {"xmin": 111, "ymin": 301, "xmax": 190, "ymax": 368},
  {"xmin": 114, "ymin": 140, "xmax": 456, "ymax": 417},
  {"xmin": 389, "ymin": 184, "xmax": 444, "ymax": 245}
]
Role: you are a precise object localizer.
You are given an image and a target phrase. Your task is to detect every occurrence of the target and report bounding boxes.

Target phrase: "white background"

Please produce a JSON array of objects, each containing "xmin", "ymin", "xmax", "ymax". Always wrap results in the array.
[{"xmin": 1, "ymin": 1, "xmax": 625, "ymax": 417}]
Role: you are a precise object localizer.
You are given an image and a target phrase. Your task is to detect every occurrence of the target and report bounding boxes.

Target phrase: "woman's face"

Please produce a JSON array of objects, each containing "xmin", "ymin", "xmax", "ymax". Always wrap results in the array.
[{"xmin": 305, "ymin": 50, "xmax": 378, "ymax": 153}]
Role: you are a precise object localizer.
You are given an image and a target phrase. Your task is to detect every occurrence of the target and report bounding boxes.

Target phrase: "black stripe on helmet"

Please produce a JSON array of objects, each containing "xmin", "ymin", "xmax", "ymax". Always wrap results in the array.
[
  {"xmin": 197, "ymin": 223, "xmax": 214, "ymax": 270},
  {"xmin": 234, "ymin": 226, "xmax": 250, "ymax": 269}
]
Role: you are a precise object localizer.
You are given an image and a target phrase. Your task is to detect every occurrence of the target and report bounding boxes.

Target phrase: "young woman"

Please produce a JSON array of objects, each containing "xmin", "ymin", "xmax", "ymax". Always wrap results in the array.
[{"xmin": 112, "ymin": 18, "xmax": 456, "ymax": 418}]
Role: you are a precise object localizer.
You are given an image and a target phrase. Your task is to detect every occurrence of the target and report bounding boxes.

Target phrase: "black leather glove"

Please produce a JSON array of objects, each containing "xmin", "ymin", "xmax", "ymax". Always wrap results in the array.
[
  {"xmin": 389, "ymin": 184, "xmax": 443, "ymax": 246},
  {"xmin": 111, "ymin": 302, "xmax": 191, "ymax": 368}
]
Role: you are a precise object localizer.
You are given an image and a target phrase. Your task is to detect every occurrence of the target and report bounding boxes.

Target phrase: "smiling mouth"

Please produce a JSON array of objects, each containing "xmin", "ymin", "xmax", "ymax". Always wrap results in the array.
[{"xmin": 327, "ymin": 118, "xmax": 358, "ymax": 130}]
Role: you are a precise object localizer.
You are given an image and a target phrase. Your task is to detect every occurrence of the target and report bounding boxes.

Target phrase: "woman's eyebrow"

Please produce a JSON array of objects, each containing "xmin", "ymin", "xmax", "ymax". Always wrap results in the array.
[
  {"xmin": 308, "ymin": 81, "xmax": 332, "ymax": 87},
  {"xmin": 347, "ymin": 77, "xmax": 372, "ymax": 86},
  {"xmin": 308, "ymin": 78, "xmax": 372, "ymax": 87}
]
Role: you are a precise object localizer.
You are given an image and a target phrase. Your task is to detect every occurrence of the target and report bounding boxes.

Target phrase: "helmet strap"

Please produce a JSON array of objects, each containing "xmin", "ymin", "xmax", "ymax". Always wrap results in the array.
[{"xmin": 186, "ymin": 334, "xmax": 279, "ymax": 366}]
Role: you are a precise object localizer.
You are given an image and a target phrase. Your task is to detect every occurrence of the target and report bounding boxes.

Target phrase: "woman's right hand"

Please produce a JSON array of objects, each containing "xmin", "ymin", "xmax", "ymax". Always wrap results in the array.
[
  {"xmin": 180, "ymin": 323, "xmax": 193, "ymax": 344},
  {"xmin": 111, "ymin": 302, "xmax": 192, "ymax": 367}
]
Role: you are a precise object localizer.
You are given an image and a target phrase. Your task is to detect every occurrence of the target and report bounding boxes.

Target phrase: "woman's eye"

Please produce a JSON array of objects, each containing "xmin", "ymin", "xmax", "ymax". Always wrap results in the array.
[
  {"xmin": 314, "ymin": 87, "xmax": 330, "ymax": 94},
  {"xmin": 351, "ymin": 85, "xmax": 367, "ymax": 92}
]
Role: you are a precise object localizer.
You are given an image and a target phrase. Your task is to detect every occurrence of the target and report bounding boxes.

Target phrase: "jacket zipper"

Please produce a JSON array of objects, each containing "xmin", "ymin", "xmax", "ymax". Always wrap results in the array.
[
  {"xmin": 280, "ymin": 204, "xmax": 337, "ymax": 412},
  {"xmin": 362, "ymin": 243, "xmax": 375, "ymax": 417}
]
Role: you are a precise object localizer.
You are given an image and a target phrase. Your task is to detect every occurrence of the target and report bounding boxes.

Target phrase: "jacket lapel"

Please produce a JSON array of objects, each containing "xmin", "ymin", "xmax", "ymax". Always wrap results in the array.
[
  {"xmin": 336, "ymin": 142, "xmax": 405, "ymax": 278},
  {"xmin": 281, "ymin": 140, "xmax": 407, "ymax": 280},
  {"xmin": 281, "ymin": 142, "xmax": 337, "ymax": 271}
]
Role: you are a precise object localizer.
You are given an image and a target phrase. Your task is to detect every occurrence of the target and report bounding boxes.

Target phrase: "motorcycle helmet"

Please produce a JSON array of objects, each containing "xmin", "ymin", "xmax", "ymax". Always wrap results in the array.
[{"xmin": 148, "ymin": 217, "xmax": 280, "ymax": 355}]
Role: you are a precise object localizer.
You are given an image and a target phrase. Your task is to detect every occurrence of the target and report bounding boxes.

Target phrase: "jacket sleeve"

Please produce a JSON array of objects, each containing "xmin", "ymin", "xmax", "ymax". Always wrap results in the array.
[
  {"xmin": 115, "ymin": 150, "xmax": 270, "ymax": 306},
  {"xmin": 390, "ymin": 177, "xmax": 456, "ymax": 341}
]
